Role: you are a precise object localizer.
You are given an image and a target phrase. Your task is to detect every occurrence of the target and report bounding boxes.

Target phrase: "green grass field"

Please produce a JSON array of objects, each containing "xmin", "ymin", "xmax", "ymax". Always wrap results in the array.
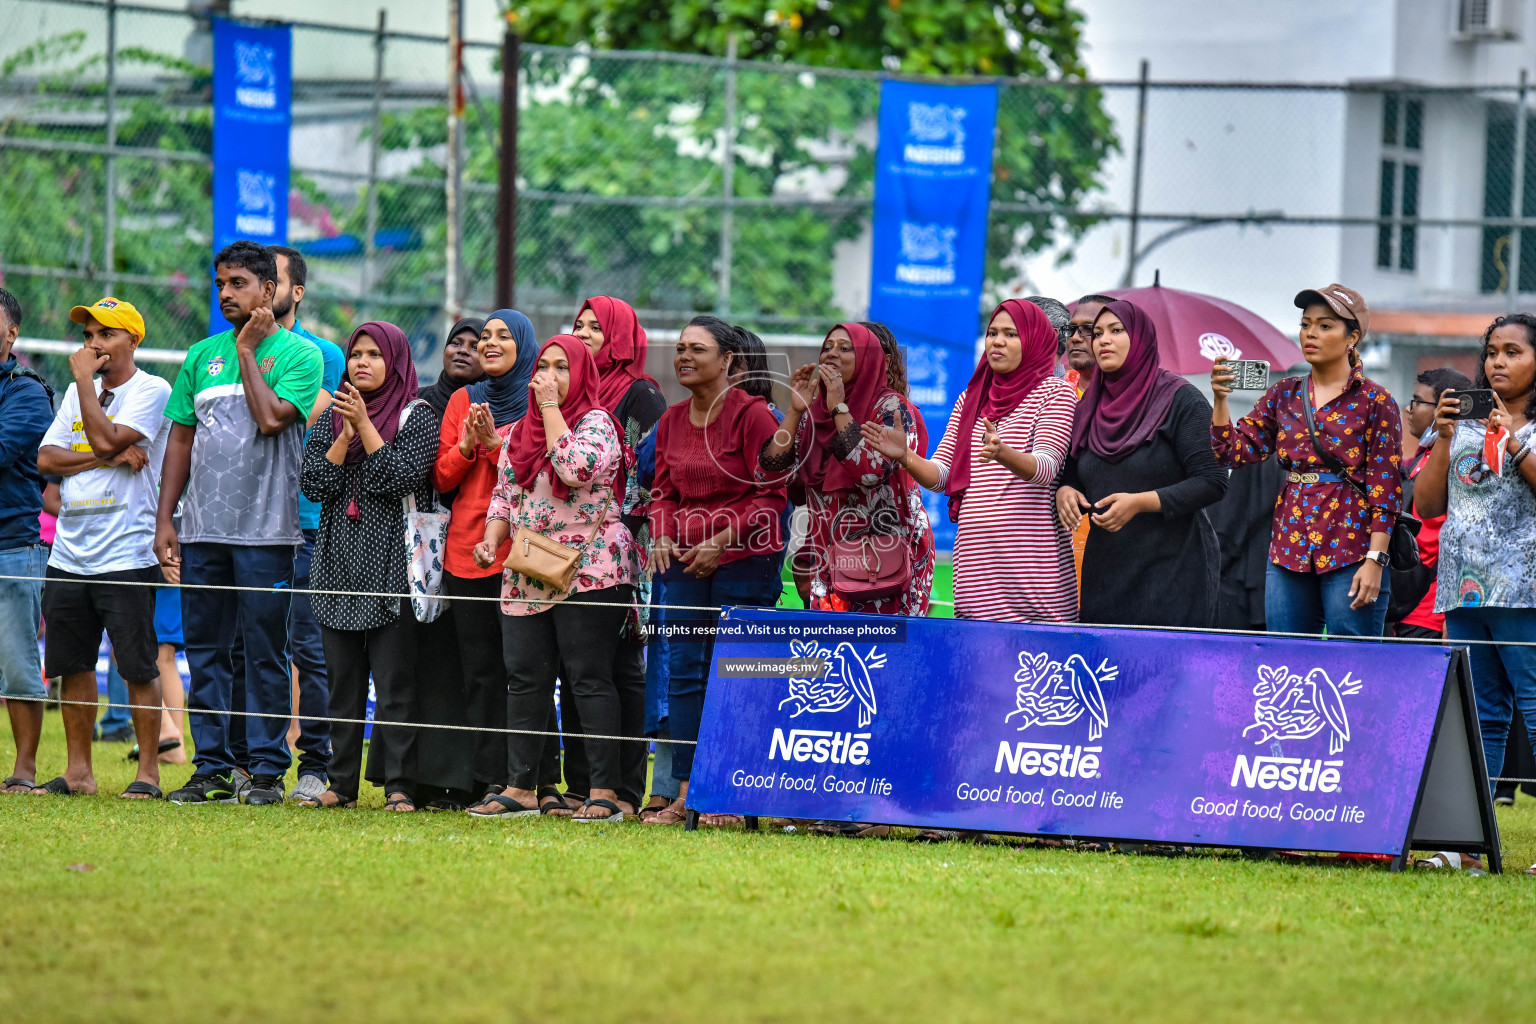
[{"xmin": 3, "ymin": 712, "xmax": 1536, "ymax": 1023}]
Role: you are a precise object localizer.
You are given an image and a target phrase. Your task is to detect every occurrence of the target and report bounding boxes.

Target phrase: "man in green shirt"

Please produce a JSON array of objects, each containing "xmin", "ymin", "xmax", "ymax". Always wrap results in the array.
[{"xmin": 155, "ymin": 240, "xmax": 323, "ymax": 806}]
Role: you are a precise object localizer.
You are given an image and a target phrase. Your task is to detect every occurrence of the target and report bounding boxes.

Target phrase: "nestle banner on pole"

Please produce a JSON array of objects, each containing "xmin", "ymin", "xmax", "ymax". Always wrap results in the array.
[
  {"xmin": 210, "ymin": 18, "xmax": 291, "ymax": 333},
  {"xmin": 689, "ymin": 609, "xmax": 1501, "ymax": 870},
  {"xmin": 867, "ymin": 81, "xmax": 998, "ymax": 549}
]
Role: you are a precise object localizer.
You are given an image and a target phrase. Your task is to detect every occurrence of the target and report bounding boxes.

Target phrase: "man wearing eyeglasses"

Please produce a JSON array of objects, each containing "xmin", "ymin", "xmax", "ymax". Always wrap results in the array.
[
  {"xmin": 1391, "ymin": 367, "xmax": 1472, "ymax": 642},
  {"xmin": 30, "ymin": 297, "xmax": 172, "ymax": 798},
  {"xmin": 1064, "ymin": 294, "xmax": 1116, "ymax": 398}
]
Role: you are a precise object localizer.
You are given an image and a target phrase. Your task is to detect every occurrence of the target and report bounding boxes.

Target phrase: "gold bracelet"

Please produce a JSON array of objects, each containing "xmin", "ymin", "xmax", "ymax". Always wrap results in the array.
[{"xmin": 539, "ymin": 401, "xmax": 559, "ymax": 410}]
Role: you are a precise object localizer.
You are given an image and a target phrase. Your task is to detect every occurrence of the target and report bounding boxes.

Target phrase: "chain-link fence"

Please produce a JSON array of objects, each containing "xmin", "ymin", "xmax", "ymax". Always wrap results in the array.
[{"xmin": 3, "ymin": 0, "xmax": 1532, "ymax": 398}]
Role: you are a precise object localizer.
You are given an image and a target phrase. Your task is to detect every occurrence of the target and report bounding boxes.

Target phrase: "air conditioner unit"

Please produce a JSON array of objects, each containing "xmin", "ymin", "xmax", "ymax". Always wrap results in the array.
[{"xmin": 1457, "ymin": 0, "xmax": 1524, "ymax": 40}]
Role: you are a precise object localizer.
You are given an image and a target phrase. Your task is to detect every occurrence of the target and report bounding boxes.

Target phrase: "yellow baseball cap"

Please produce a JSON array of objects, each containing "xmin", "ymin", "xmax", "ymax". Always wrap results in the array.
[{"xmin": 69, "ymin": 296, "xmax": 146, "ymax": 342}]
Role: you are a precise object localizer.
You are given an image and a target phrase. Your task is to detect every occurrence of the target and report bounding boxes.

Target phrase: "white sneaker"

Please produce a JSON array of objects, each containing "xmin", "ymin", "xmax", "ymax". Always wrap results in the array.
[{"xmin": 289, "ymin": 774, "xmax": 327, "ymax": 803}]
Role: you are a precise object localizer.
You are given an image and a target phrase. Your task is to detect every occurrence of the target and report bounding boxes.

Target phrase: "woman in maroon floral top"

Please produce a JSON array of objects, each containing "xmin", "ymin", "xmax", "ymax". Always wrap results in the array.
[{"xmin": 1210, "ymin": 284, "xmax": 1402, "ymax": 637}]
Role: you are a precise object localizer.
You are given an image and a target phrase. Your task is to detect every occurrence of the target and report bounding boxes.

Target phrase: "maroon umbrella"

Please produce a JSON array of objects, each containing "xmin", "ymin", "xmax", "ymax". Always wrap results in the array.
[{"xmin": 1071, "ymin": 276, "xmax": 1304, "ymax": 375}]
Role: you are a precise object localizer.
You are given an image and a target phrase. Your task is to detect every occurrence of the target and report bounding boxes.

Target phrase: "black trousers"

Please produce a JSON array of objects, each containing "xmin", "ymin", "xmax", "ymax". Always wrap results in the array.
[
  {"xmin": 501, "ymin": 587, "xmax": 630, "ymax": 794},
  {"xmin": 444, "ymin": 571, "xmax": 507, "ymax": 791},
  {"xmin": 545, "ymin": 638, "xmax": 646, "ymax": 806},
  {"xmin": 322, "ymin": 615, "xmax": 418, "ymax": 799}
]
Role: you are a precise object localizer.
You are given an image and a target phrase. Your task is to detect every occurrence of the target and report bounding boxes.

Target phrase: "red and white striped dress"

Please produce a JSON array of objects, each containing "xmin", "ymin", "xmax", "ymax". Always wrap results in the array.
[{"xmin": 930, "ymin": 375, "xmax": 1077, "ymax": 623}]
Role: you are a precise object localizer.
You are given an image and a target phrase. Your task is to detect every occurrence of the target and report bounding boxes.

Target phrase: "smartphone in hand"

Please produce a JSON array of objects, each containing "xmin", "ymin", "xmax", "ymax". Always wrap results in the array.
[
  {"xmin": 1224, "ymin": 359, "xmax": 1271, "ymax": 390},
  {"xmin": 1447, "ymin": 389, "xmax": 1497, "ymax": 420}
]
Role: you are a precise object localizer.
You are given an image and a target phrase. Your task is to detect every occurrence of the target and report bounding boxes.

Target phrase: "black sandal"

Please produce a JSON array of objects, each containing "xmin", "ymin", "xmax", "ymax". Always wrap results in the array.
[
  {"xmin": 537, "ymin": 786, "xmax": 571, "ymax": 815},
  {"xmin": 383, "ymin": 794, "xmax": 416, "ymax": 812},
  {"xmin": 467, "ymin": 794, "xmax": 538, "ymax": 818},
  {"xmin": 297, "ymin": 790, "xmax": 356, "ymax": 809},
  {"xmin": 572, "ymin": 798, "xmax": 624, "ymax": 823},
  {"xmin": 119, "ymin": 780, "xmax": 163, "ymax": 800},
  {"xmin": 126, "ymin": 739, "xmax": 181, "ymax": 762},
  {"xmin": 1, "ymin": 775, "xmax": 36, "ymax": 794},
  {"xmin": 34, "ymin": 776, "xmax": 76, "ymax": 796}
]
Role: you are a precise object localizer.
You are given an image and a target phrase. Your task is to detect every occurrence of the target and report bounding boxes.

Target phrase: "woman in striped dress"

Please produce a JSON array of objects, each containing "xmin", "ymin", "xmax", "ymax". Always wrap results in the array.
[{"xmin": 865, "ymin": 299, "xmax": 1077, "ymax": 622}]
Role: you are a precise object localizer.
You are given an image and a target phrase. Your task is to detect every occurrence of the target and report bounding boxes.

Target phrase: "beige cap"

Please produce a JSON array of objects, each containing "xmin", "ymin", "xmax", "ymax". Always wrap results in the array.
[{"xmin": 1294, "ymin": 284, "xmax": 1368, "ymax": 336}]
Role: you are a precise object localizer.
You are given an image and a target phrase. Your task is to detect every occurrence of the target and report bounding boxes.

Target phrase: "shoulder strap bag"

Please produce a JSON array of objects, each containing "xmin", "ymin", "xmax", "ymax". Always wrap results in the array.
[
  {"xmin": 1301, "ymin": 384, "xmax": 1421, "ymax": 573},
  {"xmin": 397, "ymin": 400, "xmax": 452, "ymax": 623},
  {"xmin": 504, "ymin": 485, "xmax": 613, "ymax": 594}
]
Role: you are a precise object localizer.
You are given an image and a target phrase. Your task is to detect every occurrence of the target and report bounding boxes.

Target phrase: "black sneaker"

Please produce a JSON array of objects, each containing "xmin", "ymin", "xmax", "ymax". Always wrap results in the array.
[
  {"xmin": 168, "ymin": 772, "xmax": 239, "ymax": 805},
  {"xmin": 243, "ymin": 774, "xmax": 285, "ymax": 805}
]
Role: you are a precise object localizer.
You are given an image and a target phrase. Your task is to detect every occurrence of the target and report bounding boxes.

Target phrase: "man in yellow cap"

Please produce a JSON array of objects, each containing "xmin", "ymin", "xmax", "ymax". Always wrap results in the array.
[{"xmin": 30, "ymin": 297, "xmax": 173, "ymax": 798}]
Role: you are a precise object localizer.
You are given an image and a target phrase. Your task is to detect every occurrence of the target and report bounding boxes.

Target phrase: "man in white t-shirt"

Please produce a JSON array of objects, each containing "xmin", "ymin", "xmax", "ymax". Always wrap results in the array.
[{"xmin": 32, "ymin": 297, "xmax": 172, "ymax": 799}]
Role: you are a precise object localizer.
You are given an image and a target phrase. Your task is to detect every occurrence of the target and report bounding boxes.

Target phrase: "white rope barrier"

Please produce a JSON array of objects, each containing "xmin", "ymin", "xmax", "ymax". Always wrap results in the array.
[{"xmin": 1, "ymin": 572, "xmax": 1529, "ymax": 647}]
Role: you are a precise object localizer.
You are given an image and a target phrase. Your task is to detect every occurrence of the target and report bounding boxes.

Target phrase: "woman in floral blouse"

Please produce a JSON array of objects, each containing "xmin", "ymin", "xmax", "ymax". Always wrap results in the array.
[
  {"xmin": 1211, "ymin": 284, "xmax": 1402, "ymax": 637},
  {"xmin": 467, "ymin": 336, "xmax": 636, "ymax": 823},
  {"xmin": 760, "ymin": 321, "xmax": 935, "ymax": 615},
  {"xmin": 1415, "ymin": 313, "xmax": 1536, "ymax": 822}
]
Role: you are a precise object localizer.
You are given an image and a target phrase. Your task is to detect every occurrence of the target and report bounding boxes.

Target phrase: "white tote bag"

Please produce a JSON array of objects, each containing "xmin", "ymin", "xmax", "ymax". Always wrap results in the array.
[{"xmin": 398, "ymin": 401, "xmax": 451, "ymax": 622}]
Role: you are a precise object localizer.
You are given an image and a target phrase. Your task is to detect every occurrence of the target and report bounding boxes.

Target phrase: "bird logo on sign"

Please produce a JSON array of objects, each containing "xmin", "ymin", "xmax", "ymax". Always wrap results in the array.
[
  {"xmin": 1006, "ymin": 652, "xmax": 1114, "ymax": 741},
  {"xmin": 1243, "ymin": 665, "xmax": 1361, "ymax": 755},
  {"xmin": 780, "ymin": 640, "xmax": 884, "ymax": 728}
]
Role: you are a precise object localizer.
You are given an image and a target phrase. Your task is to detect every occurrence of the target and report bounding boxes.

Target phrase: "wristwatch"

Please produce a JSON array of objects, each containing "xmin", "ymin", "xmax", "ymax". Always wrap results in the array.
[
  {"xmin": 1365, "ymin": 551, "xmax": 1389, "ymax": 568},
  {"xmin": 833, "ymin": 402, "xmax": 849, "ymax": 416}
]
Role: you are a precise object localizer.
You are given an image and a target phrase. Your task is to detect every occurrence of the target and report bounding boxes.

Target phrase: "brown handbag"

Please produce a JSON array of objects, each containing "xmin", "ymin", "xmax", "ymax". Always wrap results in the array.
[{"xmin": 503, "ymin": 491, "xmax": 613, "ymax": 593}]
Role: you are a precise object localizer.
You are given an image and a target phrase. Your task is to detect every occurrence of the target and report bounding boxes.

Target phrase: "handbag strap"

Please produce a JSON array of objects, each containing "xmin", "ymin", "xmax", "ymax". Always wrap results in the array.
[
  {"xmin": 395, "ymin": 399, "xmax": 434, "ymax": 517},
  {"xmin": 1300, "ymin": 381, "xmax": 1371, "ymax": 505}
]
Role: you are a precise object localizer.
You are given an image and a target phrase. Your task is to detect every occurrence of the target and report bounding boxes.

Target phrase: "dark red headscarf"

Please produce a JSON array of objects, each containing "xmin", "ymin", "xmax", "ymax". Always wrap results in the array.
[
  {"xmin": 799, "ymin": 323, "xmax": 897, "ymax": 495},
  {"xmin": 506, "ymin": 335, "xmax": 626, "ymax": 502},
  {"xmin": 944, "ymin": 299, "xmax": 1058, "ymax": 519},
  {"xmin": 1070, "ymin": 299, "xmax": 1189, "ymax": 463},
  {"xmin": 333, "ymin": 320, "xmax": 417, "ymax": 465},
  {"xmin": 577, "ymin": 295, "xmax": 660, "ymax": 413}
]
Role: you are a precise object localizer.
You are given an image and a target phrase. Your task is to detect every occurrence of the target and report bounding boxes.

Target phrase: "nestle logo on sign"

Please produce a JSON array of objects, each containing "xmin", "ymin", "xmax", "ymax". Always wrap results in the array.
[
  {"xmin": 903, "ymin": 102, "xmax": 966, "ymax": 165},
  {"xmin": 769, "ymin": 728, "xmax": 870, "ymax": 766},
  {"xmin": 234, "ymin": 41, "xmax": 278, "ymax": 109},
  {"xmin": 1229, "ymin": 755, "xmax": 1342, "ymax": 793},
  {"xmin": 993, "ymin": 741, "xmax": 1101, "ymax": 779}
]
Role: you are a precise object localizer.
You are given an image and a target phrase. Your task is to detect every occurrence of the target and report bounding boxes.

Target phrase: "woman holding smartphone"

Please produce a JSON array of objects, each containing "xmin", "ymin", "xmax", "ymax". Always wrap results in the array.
[
  {"xmin": 1414, "ymin": 313, "xmax": 1536, "ymax": 815},
  {"xmin": 1210, "ymin": 284, "xmax": 1402, "ymax": 637}
]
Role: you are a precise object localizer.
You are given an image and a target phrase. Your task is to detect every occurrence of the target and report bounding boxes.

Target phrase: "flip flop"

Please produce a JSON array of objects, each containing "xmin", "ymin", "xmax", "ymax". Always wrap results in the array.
[
  {"xmin": 537, "ymin": 785, "xmax": 572, "ymax": 816},
  {"xmin": 34, "ymin": 777, "xmax": 76, "ymax": 796},
  {"xmin": 119, "ymin": 780, "xmax": 163, "ymax": 800},
  {"xmin": 1, "ymin": 775, "xmax": 36, "ymax": 794},
  {"xmin": 468, "ymin": 794, "xmax": 539, "ymax": 818},
  {"xmin": 126, "ymin": 739, "xmax": 182, "ymax": 762},
  {"xmin": 572, "ymin": 798, "xmax": 624, "ymax": 823}
]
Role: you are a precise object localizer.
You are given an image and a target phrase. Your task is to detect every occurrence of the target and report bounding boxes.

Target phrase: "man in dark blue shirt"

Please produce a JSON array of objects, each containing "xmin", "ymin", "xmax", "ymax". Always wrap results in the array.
[{"xmin": 0, "ymin": 288, "xmax": 59, "ymax": 793}]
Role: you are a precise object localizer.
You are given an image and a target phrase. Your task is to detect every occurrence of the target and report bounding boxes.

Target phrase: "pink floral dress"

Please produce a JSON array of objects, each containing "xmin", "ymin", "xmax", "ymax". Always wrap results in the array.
[
  {"xmin": 486, "ymin": 409, "xmax": 636, "ymax": 616},
  {"xmin": 762, "ymin": 391, "xmax": 936, "ymax": 615}
]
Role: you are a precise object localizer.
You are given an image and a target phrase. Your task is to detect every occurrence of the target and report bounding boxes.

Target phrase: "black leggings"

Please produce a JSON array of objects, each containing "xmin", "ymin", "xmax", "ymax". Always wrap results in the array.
[
  {"xmin": 444, "ymin": 571, "xmax": 507, "ymax": 791},
  {"xmin": 501, "ymin": 587, "xmax": 631, "ymax": 793},
  {"xmin": 322, "ymin": 615, "xmax": 417, "ymax": 798}
]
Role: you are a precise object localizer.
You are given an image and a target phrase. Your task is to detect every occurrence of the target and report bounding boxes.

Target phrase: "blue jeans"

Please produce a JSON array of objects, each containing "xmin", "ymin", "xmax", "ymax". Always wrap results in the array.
[
  {"xmin": 1445, "ymin": 606, "xmax": 1536, "ymax": 789},
  {"xmin": 100, "ymin": 660, "xmax": 131, "ymax": 734},
  {"xmin": 182, "ymin": 543, "xmax": 295, "ymax": 778},
  {"xmin": 0, "ymin": 544, "xmax": 44, "ymax": 699},
  {"xmin": 659, "ymin": 553, "xmax": 783, "ymax": 781},
  {"xmin": 287, "ymin": 531, "xmax": 330, "ymax": 779},
  {"xmin": 1264, "ymin": 561, "xmax": 1391, "ymax": 638}
]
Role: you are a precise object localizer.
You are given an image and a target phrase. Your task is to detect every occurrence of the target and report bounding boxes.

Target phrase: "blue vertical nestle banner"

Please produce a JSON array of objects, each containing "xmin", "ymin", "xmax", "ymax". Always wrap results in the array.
[
  {"xmin": 210, "ymin": 19, "xmax": 291, "ymax": 333},
  {"xmin": 867, "ymin": 81, "xmax": 998, "ymax": 550}
]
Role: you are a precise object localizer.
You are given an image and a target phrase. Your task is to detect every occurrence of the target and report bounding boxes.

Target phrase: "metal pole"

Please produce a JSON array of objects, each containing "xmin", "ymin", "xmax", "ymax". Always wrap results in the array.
[
  {"xmin": 495, "ymin": 25, "xmax": 520, "ymax": 309},
  {"xmin": 363, "ymin": 9, "xmax": 385, "ymax": 309},
  {"xmin": 1121, "ymin": 58, "xmax": 1150, "ymax": 288},
  {"xmin": 1510, "ymin": 68, "xmax": 1529, "ymax": 311},
  {"xmin": 103, "ymin": 0, "xmax": 117, "ymax": 293},
  {"xmin": 444, "ymin": 0, "xmax": 464, "ymax": 326},
  {"xmin": 717, "ymin": 33, "xmax": 737, "ymax": 317}
]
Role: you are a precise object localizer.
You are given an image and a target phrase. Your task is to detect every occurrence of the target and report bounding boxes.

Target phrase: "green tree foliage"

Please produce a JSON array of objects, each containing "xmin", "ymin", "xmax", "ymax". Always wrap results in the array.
[{"xmin": 359, "ymin": 1, "xmax": 1115, "ymax": 327}]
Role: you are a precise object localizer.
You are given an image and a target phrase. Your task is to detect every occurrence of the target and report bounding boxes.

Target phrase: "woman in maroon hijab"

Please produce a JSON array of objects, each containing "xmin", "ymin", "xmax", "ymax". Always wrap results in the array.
[
  {"xmin": 759, "ymin": 321, "xmax": 935, "ymax": 615},
  {"xmin": 1057, "ymin": 299, "xmax": 1227, "ymax": 627},
  {"xmin": 869, "ymin": 299, "xmax": 1077, "ymax": 623},
  {"xmin": 298, "ymin": 321, "xmax": 436, "ymax": 810}
]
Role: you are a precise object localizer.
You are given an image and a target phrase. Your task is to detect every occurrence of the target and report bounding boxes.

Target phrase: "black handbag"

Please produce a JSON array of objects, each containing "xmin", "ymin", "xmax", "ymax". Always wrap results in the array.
[{"xmin": 1301, "ymin": 385, "xmax": 1421, "ymax": 572}]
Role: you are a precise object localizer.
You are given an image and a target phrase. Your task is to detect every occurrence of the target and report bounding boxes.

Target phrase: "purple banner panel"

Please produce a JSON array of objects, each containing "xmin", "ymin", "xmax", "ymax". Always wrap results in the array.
[{"xmin": 689, "ymin": 609, "xmax": 1457, "ymax": 855}]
